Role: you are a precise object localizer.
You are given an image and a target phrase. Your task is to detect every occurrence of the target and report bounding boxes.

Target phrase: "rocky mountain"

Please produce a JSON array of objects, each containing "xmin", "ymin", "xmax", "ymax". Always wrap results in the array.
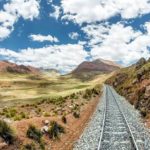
[
  {"xmin": 106, "ymin": 57, "xmax": 150, "ymax": 118},
  {"xmin": 0, "ymin": 60, "xmax": 40, "ymax": 74},
  {"xmin": 71, "ymin": 59, "xmax": 121, "ymax": 79}
]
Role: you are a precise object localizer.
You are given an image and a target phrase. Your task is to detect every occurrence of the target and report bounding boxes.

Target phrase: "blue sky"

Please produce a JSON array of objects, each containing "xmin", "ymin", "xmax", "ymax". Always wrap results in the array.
[{"xmin": 0, "ymin": 0, "xmax": 150, "ymax": 72}]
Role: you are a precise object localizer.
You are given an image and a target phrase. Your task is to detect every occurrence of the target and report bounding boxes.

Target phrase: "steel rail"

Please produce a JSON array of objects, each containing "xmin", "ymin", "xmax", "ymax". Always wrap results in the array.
[
  {"xmin": 108, "ymin": 86, "xmax": 139, "ymax": 150},
  {"xmin": 97, "ymin": 85, "xmax": 107, "ymax": 150}
]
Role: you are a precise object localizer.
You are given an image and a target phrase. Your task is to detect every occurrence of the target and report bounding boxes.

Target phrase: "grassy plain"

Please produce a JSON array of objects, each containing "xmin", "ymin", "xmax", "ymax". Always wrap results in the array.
[{"xmin": 0, "ymin": 72, "xmax": 111, "ymax": 108}]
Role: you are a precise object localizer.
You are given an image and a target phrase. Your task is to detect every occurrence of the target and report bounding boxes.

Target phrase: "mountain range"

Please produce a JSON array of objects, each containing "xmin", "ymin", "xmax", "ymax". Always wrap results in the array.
[
  {"xmin": 0, "ymin": 59, "xmax": 121, "ymax": 77},
  {"xmin": 71, "ymin": 59, "xmax": 121, "ymax": 79}
]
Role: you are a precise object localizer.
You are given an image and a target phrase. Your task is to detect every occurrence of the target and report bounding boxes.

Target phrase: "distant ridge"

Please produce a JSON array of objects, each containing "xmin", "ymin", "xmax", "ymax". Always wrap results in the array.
[
  {"xmin": 71, "ymin": 58, "xmax": 121, "ymax": 79},
  {"xmin": 0, "ymin": 60, "xmax": 40, "ymax": 74}
]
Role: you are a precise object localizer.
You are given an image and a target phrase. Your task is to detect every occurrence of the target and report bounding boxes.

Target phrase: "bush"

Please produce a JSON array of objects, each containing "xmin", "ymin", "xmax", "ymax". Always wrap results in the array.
[
  {"xmin": 48, "ymin": 121, "xmax": 65, "ymax": 139},
  {"xmin": 62, "ymin": 116, "xmax": 67, "ymax": 124},
  {"xmin": 73, "ymin": 112, "xmax": 80, "ymax": 118},
  {"xmin": 23, "ymin": 143, "xmax": 36, "ymax": 150},
  {"xmin": 14, "ymin": 115, "xmax": 22, "ymax": 121},
  {"xmin": 73, "ymin": 104, "xmax": 80, "ymax": 111},
  {"xmin": 26, "ymin": 125, "xmax": 42, "ymax": 143},
  {"xmin": 70, "ymin": 93, "xmax": 79, "ymax": 99},
  {"xmin": 0, "ymin": 120, "xmax": 15, "ymax": 144},
  {"xmin": 140, "ymin": 108, "xmax": 147, "ymax": 117},
  {"xmin": 43, "ymin": 112, "xmax": 50, "ymax": 117},
  {"xmin": 39, "ymin": 140, "xmax": 45, "ymax": 150},
  {"xmin": 3, "ymin": 108, "xmax": 17, "ymax": 118},
  {"xmin": 14, "ymin": 112, "xmax": 28, "ymax": 121},
  {"xmin": 20, "ymin": 112, "xmax": 27, "ymax": 119}
]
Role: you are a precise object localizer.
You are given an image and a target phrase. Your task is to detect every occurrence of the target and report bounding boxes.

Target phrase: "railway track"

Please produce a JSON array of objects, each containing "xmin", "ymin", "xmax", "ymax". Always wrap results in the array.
[{"xmin": 97, "ymin": 85, "xmax": 144, "ymax": 150}]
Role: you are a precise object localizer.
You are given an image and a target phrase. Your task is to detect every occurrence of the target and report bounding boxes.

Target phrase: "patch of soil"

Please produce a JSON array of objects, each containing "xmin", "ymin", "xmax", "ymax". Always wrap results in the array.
[{"xmin": 2, "ymin": 95, "xmax": 100, "ymax": 150}]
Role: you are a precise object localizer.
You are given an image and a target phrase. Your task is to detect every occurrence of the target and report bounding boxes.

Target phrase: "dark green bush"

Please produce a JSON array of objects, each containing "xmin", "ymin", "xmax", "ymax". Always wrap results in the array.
[
  {"xmin": 48, "ymin": 121, "xmax": 65, "ymax": 139},
  {"xmin": 23, "ymin": 143, "xmax": 36, "ymax": 150},
  {"xmin": 20, "ymin": 112, "xmax": 26, "ymax": 119},
  {"xmin": 0, "ymin": 120, "xmax": 15, "ymax": 144},
  {"xmin": 62, "ymin": 116, "xmax": 67, "ymax": 124},
  {"xmin": 140, "ymin": 108, "xmax": 147, "ymax": 117},
  {"xmin": 73, "ymin": 112, "xmax": 80, "ymax": 118},
  {"xmin": 39, "ymin": 140, "xmax": 45, "ymax": 150},
  {"xmin": 26, "ymin": 125, "xmax": 42, "ymax": 143}
]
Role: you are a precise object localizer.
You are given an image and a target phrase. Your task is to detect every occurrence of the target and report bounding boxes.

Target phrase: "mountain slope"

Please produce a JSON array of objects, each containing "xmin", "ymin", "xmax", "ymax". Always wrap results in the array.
[
  {"xmin": 0, "ymin": 61, "xmax": 40, "ymax": 74},
  {"xmin": 72, "ymin": 59, "xmax": 121, "ymax": 79},
  {"xmin": 106, "ymin": 58, "xmax": 150, "ymax": 118}
]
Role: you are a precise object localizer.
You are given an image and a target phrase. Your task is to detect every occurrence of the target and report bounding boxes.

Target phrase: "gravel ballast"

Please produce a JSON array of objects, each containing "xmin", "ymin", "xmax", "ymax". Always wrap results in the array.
[{"xmin": 73, "ymin": 85, "xmax": 150, "ymax": 150}]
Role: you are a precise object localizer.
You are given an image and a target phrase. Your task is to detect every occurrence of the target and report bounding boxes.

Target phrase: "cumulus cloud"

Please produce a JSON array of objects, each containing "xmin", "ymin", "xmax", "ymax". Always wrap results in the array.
[
  {"xmin": 61, "ymin": 0, "xmax": 150, "ymax": 24},
  {"xmin": 60, "ymin": 0, "xmax": 150, "ymax": 65},
  {"xmin": 145, "ymin": 22, "xmax": 150, "ymax": 35},
  {"xmin": 29, "ymin": 34, "xmax": 59, "ymax": 42},
  {"xmin": 68, "ymin": 32, "xmax": 79, "ymax": 40},
  {"xmin": 50, "ymin": 5, "xmax": 61, "ymax": 20},
  {"xmin": 82, "ymin": 23, "xmax": 150, "ymax": 65},
  {"xmin": 0, "ymin": 0, "xmax": 40, "ymax": 40},
  {"xmin": 0, "ymin": 44, "xmax": 88, "ymax": 72}
]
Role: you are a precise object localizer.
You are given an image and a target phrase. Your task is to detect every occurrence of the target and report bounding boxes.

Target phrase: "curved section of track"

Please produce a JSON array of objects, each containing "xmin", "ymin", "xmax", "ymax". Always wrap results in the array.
[{"xmin": 97, "ymin": 85, "xmax": 143, "ymax": 150}]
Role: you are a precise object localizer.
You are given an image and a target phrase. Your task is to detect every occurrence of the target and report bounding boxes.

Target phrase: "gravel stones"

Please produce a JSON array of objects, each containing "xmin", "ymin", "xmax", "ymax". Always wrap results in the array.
[{"xmin": 73, "ymin": 85, "xmax": 150, "ymax": 150}]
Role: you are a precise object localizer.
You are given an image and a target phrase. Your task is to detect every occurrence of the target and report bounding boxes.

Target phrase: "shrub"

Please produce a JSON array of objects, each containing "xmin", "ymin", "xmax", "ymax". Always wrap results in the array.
[
  {"xmin": 140, "ymin": 108, "xmax": 147, "ymax": 117},
  {"xmin": 0, "ymin": 120, "xmax": 15, "ymax": 144},
  {"xmin": 13, "ymin": 115, "xmax": 21, "ymax": 121},
  {"xmin": 43, "ymin": 112, "xmax": 50, "ymax": 117},
  {"xmin": 70, "ymin": 93, "xmax": 78, "ymax": 99},
  {"xmin": 8, "ymin": 108, "xmax": 17, "ymax": 118},
  {"xmin": 20, "ymin": 112, "xmax": 26, "ymax": 119},
  {"xmin": 26, "ymin": 125, "xmax": 42, "ymax": 143},
  {"xmin": 73, "ymin": 104, "xmax": 80, "ymax": 111},
  {"xmin": 92, "ymin": 88, "xmax": 99, "ymax": 95},
  {"xmin": 13, "ymin": 112, "xmax": 28, "ymax": 121},
  {"xmin": 73, "ymin": 112, "xmax": 80, "ymax": 118},
  {"xmin": 23, "ymin": 143, "xmax": 36, "ymax": 150},
  {"xmin": 39, "ymin": 140, "xmax": 45, "ymax": 150},
  {"xmin": 55, "ymin": 96, "xmax": 66, "ymax": 105},
  {"xmin": 62, "ymin": 116, "xmax": 67, "ymax": 124},
  {"xmin": 3, "ymin": 108, "xmax": 17, "ymax": 118},
  {"xmin": 48, "ymin": 121, "xmax": 65, "ymax": 139}
]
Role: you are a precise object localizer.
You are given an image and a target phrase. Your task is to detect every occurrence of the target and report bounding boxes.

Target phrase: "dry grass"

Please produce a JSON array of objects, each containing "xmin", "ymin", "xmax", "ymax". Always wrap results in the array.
[{"xmin": 0, "ymin": 73, "xmax": 110, "ymax": 108}]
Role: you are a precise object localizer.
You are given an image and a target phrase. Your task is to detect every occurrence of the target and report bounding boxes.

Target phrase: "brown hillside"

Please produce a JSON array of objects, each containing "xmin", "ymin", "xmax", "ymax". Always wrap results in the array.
[
  {"xmin": 106, "ymin": 57, "xmax": 150, "ymax": 118},
  {"xmin": 0, "ymin": 61, "xmax": 40, "ymax": 74}
]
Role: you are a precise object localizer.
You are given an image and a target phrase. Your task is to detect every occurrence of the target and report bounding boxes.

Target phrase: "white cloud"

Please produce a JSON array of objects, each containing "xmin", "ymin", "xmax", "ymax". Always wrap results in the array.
[
  {"xmin": 0, "ymin": 44, "xmax": 88, "ymax": 72},
  {"xmin": 83, "ymin": 23, "xmax": 150, "ymax": 65},
  {"xmin": 47, "ymin": 0, "xmax": 53, "ymax": 4},
  {"xmin": 0, "ymin": 0, "xmax": 40, "ymax": 40},
  {"xmin": 29, "ymin": 34, "xmax": 59, "ymax": 42},
  {"xmin": 0, "ymin": 26, "xmax": 12, "ymax": 40},
  {"xmin": 145, "ymin": 22, "xmax": 150, "ymax": 35},
  {"xmin": 69, "ymin": 32, "xmax": 79, "ymax": 40},
  {"xmin": 50, "ymin": 5, "xmax": 61, "ymax": 20},
  {"xmin": 61, "ymin": 0, "xmax": 150, "ymax": 24}
]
